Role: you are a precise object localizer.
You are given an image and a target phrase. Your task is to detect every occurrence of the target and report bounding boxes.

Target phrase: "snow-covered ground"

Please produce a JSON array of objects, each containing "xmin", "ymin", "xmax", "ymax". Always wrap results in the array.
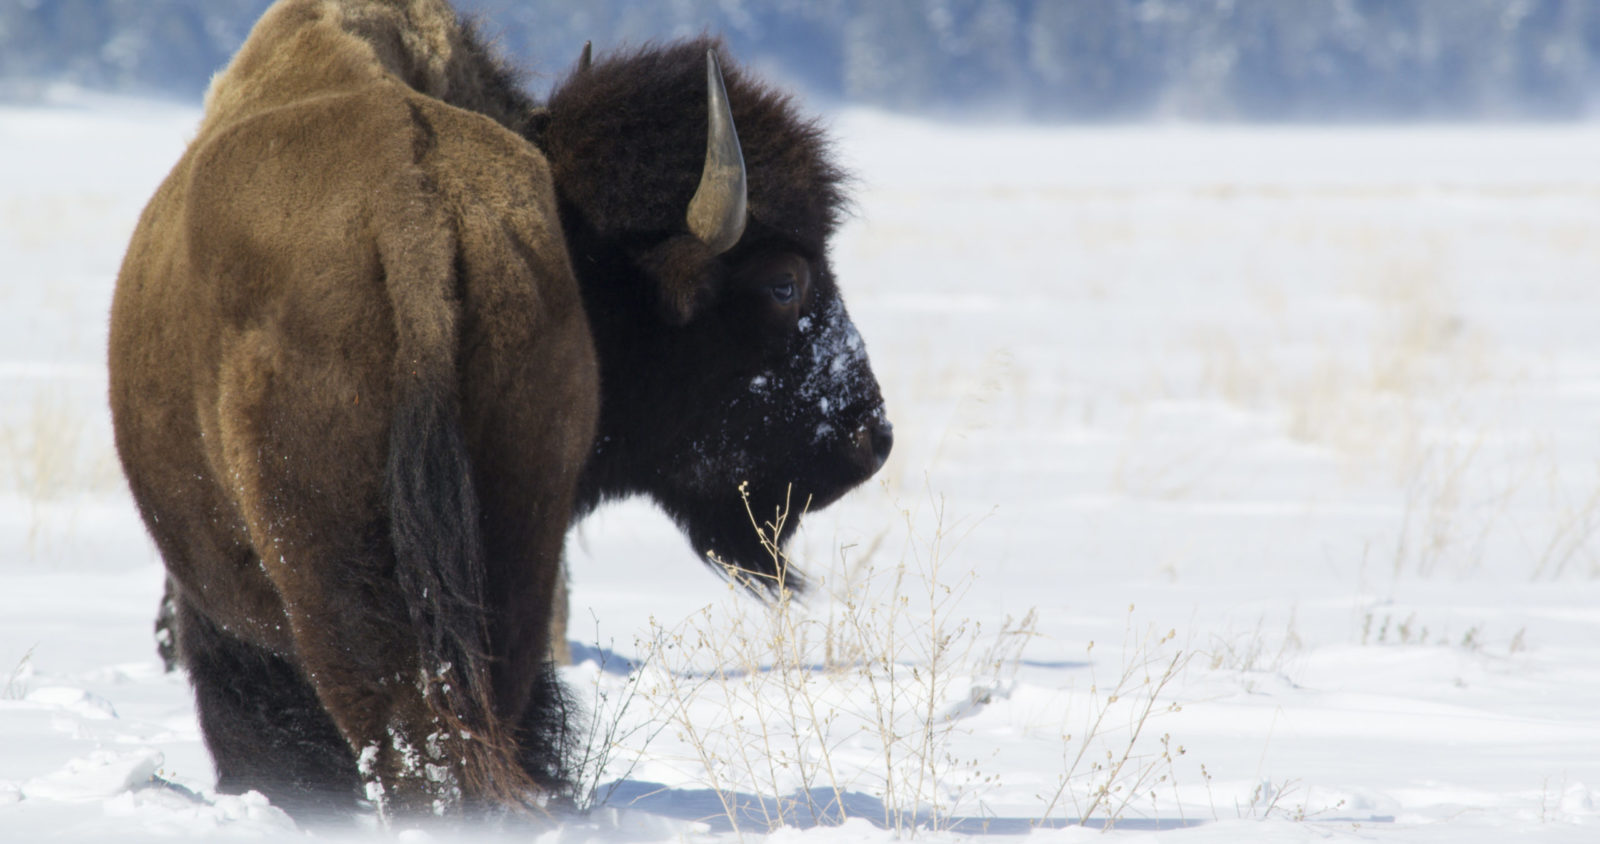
[{"xmin": 3, "ymin": 94, "xmax": 1599, "ymax": 842}]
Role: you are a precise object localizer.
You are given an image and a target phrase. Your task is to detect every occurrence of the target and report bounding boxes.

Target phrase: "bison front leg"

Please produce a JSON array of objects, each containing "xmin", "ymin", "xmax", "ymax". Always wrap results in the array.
[
  {"xmin": 215, "ymin": 334, "xmax": 535, "ymax": 822},
  {"xmin": 547, "ymin": 565, "xmax": 571, "ymax": 665}
]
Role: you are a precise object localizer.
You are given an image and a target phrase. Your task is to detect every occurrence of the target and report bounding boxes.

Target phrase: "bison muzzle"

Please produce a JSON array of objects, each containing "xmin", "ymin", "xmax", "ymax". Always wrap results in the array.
[{"xmin": 108, "ymin": 0, "xmax": 889, "ymax": 826}]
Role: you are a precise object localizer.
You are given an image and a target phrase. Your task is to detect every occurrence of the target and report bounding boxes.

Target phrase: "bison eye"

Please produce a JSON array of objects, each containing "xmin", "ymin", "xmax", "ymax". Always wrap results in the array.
[{"xmin": 769, "ymin": 280, "xmax": 797, "ymax": 304}]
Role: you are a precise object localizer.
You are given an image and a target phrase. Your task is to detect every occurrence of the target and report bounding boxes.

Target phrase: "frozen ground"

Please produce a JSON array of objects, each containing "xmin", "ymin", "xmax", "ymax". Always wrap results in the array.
[{"xmin": 2, "ymin": 93, "xmax": 1599, "ymax": 842}]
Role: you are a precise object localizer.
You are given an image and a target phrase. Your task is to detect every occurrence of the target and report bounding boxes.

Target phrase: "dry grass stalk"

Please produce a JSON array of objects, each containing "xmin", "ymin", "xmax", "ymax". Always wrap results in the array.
[
  {"xmin": 572, "ymin": 486, "xmax": 1197, "ymax": 835},
  {"xmin": 1035, "ymin": 618, "xmax": 1189, "ymax": 830}
]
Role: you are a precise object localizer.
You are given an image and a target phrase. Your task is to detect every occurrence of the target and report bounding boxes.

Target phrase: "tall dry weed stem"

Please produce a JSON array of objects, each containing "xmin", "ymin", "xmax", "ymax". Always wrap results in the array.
[
  {"xmin": 569, "ymin": 614, "xmax": 669, "ymax": 813},
  {"xmin": 1035, "ymin": 615, "xmax": 1189, "ymax": 830},
  {"xmin": 632, "ymin": 486, "xmax": 1013, "ymax": 833},
  {"xmin": 575, "ymin": 486, "xmax": 1193, "ymax": 834},
  {"xmin": 3, "ymin": 647, "xmax": 35, "ymax": 700},
  {"xmin": 1530, "ymin": 463, "xmax": 1600, "ymax": 579},
  {"xmin": 2, "ymin": 391, "xmax": 121, "ymax": 501},
  {"xmin": 3, "ymin": 391, "xmax": 124, "ymax": 557}
]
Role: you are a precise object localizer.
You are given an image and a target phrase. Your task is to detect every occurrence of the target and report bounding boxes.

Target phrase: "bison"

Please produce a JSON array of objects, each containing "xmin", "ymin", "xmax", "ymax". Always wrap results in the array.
[{"xmin": 109, "ymin": 0, "xmax": 890, "ymax": 826}]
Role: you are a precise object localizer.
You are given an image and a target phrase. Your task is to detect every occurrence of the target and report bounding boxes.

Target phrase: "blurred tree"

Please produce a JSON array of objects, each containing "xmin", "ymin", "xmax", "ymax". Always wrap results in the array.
[{"xmin": 2, "ymin": 0, "xmax": 1598, "ymax": 120}]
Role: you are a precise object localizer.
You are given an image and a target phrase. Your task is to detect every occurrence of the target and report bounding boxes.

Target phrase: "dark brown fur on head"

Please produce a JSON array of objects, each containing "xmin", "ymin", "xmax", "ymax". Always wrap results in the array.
[
  {"xmin": 537, "ymin": 37, "xmax": 847, "ymax": 266},
  {"xmin": 531, "ymin": 39, "xmax": 888, "ymax": 594}
]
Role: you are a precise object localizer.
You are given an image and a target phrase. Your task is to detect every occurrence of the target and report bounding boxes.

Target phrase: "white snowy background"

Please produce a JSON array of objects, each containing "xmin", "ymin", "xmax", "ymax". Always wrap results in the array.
[{"xmin": 2, "ymin": 91, "xmax": 1599, "ymax": 842}]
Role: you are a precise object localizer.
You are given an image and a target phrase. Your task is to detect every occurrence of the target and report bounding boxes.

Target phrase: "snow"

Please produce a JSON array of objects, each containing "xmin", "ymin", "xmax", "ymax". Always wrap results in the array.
[{"xmin": 4, "ymin": 98, "xmax": 1600, "ymax": 842}]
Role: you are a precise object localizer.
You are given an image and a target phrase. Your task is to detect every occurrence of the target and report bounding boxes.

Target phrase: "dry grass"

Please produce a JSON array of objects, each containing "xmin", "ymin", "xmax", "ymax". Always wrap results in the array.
[
  {"xmin": 624, "ymin": 487, "xmax": 1012, "ymax": 834},
  {"xmin": 1187, "ymin": 247, "xmax": 1491, "ymax": 485},
  {"xmin": 1235, "ymin": 778, "xmax": 1351, "ymax": 822},
  {"xmin": 1530, "ymin": 464, "xmax": 1600, "ymax": 580},
  {"xmin": 1179, "ymin": 239, "xmax": 1598, "ymax": 582},
  {"xmin": 1205, "ymin": 612, "xmax": 1303, "ymax": 679},
  {"xmin": 2, "ymin": 393, "xmax": 87, "ymax": 502},
  {"xmin": 571, "ymin": 487, "xmax": 1195, "ymax": 835},
  {"xmin": 1035, "ymin": 619, "xmax": 1189, "ymax": 830},
  {"xmin": 3, "ymin": 646, "xmax": 35, "ymax": 701},
  {"xmin": 568, "ymin": 613, "xmax": 667, "ymax": 814},
  {"xmin": 1, "ymin": 391, "xmax": 125, "ymax": 558}
]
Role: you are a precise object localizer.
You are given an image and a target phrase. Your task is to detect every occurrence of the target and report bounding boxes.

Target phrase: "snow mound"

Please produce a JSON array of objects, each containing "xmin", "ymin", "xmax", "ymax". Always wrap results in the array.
[{"xmin": 22, "ymin": 748, "xmax": 161, "ymax": 801}]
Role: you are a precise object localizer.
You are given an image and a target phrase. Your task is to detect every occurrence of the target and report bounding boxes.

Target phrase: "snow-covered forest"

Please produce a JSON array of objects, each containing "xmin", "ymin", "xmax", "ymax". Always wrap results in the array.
[{"xmin": 6, "ymin": 0, "xmax": 1600, "ymax": 120}]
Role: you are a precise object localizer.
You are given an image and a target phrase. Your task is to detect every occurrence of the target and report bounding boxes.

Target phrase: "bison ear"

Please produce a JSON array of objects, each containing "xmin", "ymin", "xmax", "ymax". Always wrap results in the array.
[{"xmin": 636, "ymin": 235, "xmax": 720, "ymax": 326}]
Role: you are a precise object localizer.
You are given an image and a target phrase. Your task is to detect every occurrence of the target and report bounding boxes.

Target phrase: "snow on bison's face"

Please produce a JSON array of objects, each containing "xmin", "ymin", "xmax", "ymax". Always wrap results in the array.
[
  {"xmin": 545, "ymin": 44, "xmax": 890, "ymax": 589},
  {"xmin": 655, "ymin": 244, "xmax": 891, "ymax": 582}
]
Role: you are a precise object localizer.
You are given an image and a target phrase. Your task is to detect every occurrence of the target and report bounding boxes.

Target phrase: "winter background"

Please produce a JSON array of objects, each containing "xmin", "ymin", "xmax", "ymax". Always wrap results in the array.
[{"xmin": 3, "ymin": 0, "xmax": 1600, "ymax": 841}]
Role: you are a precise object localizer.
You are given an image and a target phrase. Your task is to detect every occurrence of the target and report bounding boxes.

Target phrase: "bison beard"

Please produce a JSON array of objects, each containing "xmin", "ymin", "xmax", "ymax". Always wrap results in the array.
[{"xmin": 111, "ymin": 0, "xmax": 888, "ymax": 827}]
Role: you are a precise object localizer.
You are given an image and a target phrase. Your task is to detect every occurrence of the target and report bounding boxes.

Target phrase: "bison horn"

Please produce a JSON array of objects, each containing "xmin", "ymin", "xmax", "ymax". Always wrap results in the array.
[
  {"xmin": 686, "ymin": 50, "xmax": 747, "ymax": 255},
  {"xmin": 578, "ymin": 41, "xmax": 592, "ymax": 74}
]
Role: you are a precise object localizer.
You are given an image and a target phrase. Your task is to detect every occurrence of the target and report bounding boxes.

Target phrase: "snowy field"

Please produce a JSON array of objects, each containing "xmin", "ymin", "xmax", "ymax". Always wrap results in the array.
[{"xmin": 3, "ymin": 93, "xmax": 1600, "ymax": 842}]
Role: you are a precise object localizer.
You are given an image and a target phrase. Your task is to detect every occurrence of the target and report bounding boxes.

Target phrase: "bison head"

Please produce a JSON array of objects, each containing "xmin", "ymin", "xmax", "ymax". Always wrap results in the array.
[{"xmin": 536, "ymin": 40, "xmax": 891, "ymax": 591}]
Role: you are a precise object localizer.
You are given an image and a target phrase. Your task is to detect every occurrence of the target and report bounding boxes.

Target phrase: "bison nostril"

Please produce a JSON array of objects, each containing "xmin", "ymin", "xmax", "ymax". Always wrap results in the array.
[
  {"xmin": 870, "ymin": 420, "xmax": 893, "ymax": 469},
  {"xmin": 849, "ymin": 419, "xmax": 893, "ymax": 474}
]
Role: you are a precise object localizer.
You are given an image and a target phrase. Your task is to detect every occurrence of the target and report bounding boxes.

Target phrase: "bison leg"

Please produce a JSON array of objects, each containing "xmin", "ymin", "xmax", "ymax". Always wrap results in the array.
[
  {"xmin": 224, "ymin": 453, "xmax": 495, "ymax": 820},
  {"xmin": 214, "ymin": 333, "xmax": 530, "ymax": 821},
  {"xmin": 512, "ymin": 659, "xmax": 575, "ymax": 796},
  {"xmin": 154, "ymin": 578, "xmax": 179, "ymax": 672},
  {"xmin": 547, "ymin": 565, "xmax": 571, "ymax": 665},
  {"xmin": 466, "ymin": 435, "xmax": 581, "ymax": 802},
  {"xmin": 452, "ymin": 252, "xmax": 597, "ymax": 798},
  {"xmin": 174, "ymin": 595, "xmax": 361, "ymax": 821}
]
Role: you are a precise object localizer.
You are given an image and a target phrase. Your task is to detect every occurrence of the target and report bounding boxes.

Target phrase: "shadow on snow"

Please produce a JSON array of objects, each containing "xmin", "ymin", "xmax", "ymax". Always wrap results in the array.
[
  {"xmin": 566, "ymin": 641, "xmax": 1093, "ymax": 682},
  {"xmin": 595, "ymin": 779, "xmax": 1205, "ymax": 834}
]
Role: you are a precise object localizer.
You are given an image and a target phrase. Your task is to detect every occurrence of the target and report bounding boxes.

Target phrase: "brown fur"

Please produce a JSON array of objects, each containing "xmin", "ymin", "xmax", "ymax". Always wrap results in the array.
[{"xmin": 110, "ymin": 0, "xmax": 592, "ymax": 821}]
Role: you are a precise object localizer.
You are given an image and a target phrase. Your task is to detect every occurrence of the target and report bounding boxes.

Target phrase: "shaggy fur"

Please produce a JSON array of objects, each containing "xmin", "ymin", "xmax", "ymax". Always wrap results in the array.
[
  {"xmin": 114, "ymin": 0, "xmax": 592, "ymax": 822},
  {"xmin": 538, "ymin": 39, "xmax": 889, "ymax": 593},
  {"xmin": 116, "ymin": 0, "xmax": 889, "ymax": 826}
]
